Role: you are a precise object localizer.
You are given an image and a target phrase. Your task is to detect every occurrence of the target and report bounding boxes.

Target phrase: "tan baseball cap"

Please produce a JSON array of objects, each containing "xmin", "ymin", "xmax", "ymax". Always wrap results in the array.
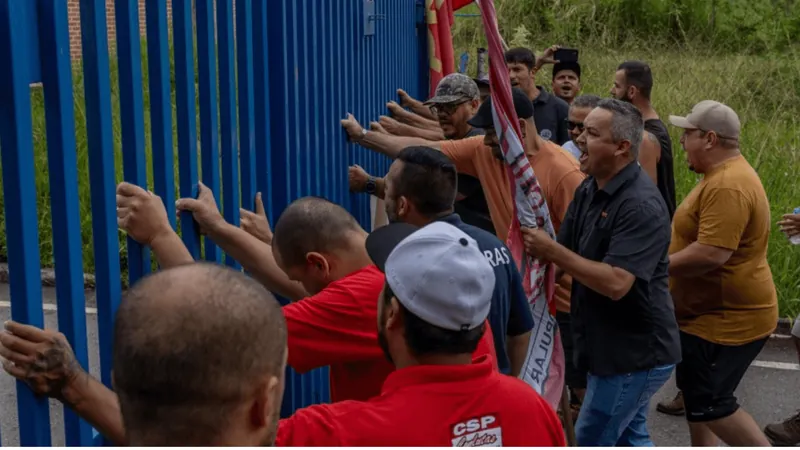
[{"xmin": 668, "ymin": 100, "xmax": 741, "ymax": 140}]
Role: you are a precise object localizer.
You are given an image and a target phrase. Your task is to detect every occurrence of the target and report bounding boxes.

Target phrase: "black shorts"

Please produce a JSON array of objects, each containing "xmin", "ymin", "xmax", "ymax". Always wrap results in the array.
[
  {"xmin": 557, "ymin": 311, "xmax": 587, "ymax": 391},
  {"xmin": 675, "ymin": 331, "xmax": 767, "ymax": 423}
]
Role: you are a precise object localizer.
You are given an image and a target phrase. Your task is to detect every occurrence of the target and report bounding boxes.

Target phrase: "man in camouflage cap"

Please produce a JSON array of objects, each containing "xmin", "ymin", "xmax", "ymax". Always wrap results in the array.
[{"xmin": 423, "ymin": 73, "xmax": 484, "ymax": 141}]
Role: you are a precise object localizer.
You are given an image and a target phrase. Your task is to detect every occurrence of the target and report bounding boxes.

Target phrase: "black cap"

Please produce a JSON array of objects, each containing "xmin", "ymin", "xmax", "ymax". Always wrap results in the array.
[
  {"xmin": 467, "ymin": 87, "xmax": 534, "ymax": 129},
  {"xmin": 553, "ymin": 61, "xmax": 581, "ymax": 80},
  {"xmin": 365, "ymin": 223, "xmax": 420, "ymax": 273}
]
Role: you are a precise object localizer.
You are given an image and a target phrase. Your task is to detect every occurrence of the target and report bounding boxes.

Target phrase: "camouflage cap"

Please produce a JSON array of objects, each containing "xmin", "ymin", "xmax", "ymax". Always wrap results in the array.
[{"xmin": 423, "ymin": 73, "xmax": 481, "ymax": 105}]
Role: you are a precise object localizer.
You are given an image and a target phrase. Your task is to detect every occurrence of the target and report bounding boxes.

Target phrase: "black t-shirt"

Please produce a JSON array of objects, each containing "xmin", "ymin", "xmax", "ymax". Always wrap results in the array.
[
  {"xmin": 453, "ymin": 128, "xmax": 496, "ymax": 235},
  {"xmin": 644, "ymin": 119, "xmax": 677, "ymax": 218},
  {"xmin": 557, "ymin": 162, "xmax": 681, "ymax": 376},
  {"xmin": 532, "ymin": 86, "xmax": 570, "ymax": 146}
]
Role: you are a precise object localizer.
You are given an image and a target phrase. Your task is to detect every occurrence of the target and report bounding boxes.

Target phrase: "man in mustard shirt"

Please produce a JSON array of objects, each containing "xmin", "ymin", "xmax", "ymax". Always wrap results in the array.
[{"xmin": 668, "ymin": 100, "xmax": 777, "ymax": 447}]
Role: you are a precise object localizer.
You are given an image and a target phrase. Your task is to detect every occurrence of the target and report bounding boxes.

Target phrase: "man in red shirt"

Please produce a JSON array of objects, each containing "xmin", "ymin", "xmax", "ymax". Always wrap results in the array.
[
  {"xmin": 118, "ymin": 183, "xmax": 497, "ymax": 403},
  {"xmin": 276, "ymin": 221, "xmax": 566, "ymax": 446}
]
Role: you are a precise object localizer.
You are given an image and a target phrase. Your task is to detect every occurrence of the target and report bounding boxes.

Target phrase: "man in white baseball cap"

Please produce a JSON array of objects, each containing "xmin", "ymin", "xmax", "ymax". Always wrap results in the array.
[{"xmin": 277, "ymin": 221, "xmax": 566, "ymax": 446}]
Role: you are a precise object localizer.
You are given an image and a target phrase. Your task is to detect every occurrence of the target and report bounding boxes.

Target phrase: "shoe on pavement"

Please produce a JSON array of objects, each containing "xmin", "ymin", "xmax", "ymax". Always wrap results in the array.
[
  {"xmin": 764, "ymin": 410, "xmax": 800, "ymax": 446},
  {"xmin": 656, "ymin": 391, "xmax": 685, "ymax": 416}
]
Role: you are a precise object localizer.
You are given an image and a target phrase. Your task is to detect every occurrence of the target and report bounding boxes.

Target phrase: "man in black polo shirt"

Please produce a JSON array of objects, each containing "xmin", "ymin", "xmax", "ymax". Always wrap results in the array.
[
  {"xmin": 505, "ymin": 47, "xmax": 570, "ymax": 145},
  {"xmin": 519, "ymin": 99, "xmax": 681, "ymax": 446}
]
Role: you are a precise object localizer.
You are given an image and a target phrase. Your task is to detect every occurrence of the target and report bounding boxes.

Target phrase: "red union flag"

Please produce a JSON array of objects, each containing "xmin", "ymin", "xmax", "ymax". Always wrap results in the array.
[
  {"xmin": 425, "ymin": 0, "xmax": 456, "ymax": 97},
  {"xmin": 476, "ymin": 0, "xmax": 565, "ymax": 409}
]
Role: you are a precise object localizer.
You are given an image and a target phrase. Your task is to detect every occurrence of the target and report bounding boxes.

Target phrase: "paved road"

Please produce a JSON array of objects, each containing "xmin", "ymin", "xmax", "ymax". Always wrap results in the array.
[{"xmin": 1, "ymin": 285, "xmax": 798, "ymax": 446}]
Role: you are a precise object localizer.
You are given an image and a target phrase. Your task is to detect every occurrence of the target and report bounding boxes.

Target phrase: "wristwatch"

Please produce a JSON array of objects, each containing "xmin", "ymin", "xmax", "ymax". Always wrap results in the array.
[{"xmin": 365, "ymin": 176, "xmax": 377, "ymax": 195}]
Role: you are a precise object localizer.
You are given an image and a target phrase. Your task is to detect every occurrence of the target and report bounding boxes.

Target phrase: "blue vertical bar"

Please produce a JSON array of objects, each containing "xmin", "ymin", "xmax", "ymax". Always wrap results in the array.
[
  {"xmin": 115, "ymin": 0, "xmax": 151, "ymax": 283},
  {"xmin": 289, "ymin": 0, "xmax": 301, "ymax": 198},
  {"xmin": 0, "ymin": 0, "xmax": 51, "ymax": 445},
  {"xmin": 195, "ymin": 0, "xmax": 221, "ymax": 263},
  {"xmin": 252, "ymin": 0, "xmax": 273, "ymax": 218},
  {"xmin": 236, "ymin": 0, "xmax": 256, "ymax": 208},
  {"xmin": 266, "ymin": 0, "xmax": 290, "ymax": 216},
  {"xmin": 173, "ymin": 0, "xmax": 201, "ymax": 259},
  {"xmin": 37, "ymin": 0, "xmax": 93, "ymax": 444},
  {"xmin": 79, "ymin": 0, "xmax": 123, "ymax": 392},
  {"xmin": 416, "ymin": 0, "xmax": 428, "ymax": 100},
  {"xmin": 146, "ymin": 0, "xmax": 176, "ymax": 233},
  {"xmin": 218, "ymin": 0, "xmax": 241, "ymax": 268},
  {"xmin": 310, "ymin": 0, "xmax": 322, "ymax": 196}
]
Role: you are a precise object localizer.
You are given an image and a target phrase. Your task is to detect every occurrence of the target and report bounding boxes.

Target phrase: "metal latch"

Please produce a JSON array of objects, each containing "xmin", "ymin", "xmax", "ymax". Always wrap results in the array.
[{"xmin": 364, "ymin": 0, "xmax": 386, "ymax": 36}]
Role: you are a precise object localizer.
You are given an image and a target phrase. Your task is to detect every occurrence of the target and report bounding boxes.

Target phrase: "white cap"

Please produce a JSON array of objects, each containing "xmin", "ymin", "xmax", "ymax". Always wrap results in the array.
[{"xmin": 366, "ymin": 221, "xmax": 495, "ymax": 331}]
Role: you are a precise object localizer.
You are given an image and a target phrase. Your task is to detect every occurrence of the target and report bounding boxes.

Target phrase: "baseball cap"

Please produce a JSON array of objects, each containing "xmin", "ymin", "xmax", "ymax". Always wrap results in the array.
[
  {"xmin": 668, "ymin": 100, "xmax": 741, "ymax": 141},
  {"xmin": 467, "ymin": 87, "xmax": 534, "ymax": 129},
  {"xmin": 552, "ymin": 61, "xmax": 581, "ymax": 80},
  {"xmin": 366, "ymin": 221, "xmax": 495, "ymax": 332},
  {"xmin": 424, "ymin": 73, "xmax": 481, "ymax": 105}
]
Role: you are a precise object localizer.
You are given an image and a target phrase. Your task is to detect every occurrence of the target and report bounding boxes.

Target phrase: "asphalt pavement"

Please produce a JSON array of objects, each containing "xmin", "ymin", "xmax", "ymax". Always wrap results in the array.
[{"xmin": 0, "ymin": 285, "xmax": 798, "ymax": 447}]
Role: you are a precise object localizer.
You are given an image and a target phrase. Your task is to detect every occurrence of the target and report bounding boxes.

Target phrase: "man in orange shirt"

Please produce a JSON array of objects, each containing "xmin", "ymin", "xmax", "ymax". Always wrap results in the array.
[{"xmin": 341, "ymin": 86, "xmax": 586, "ymax": 397}]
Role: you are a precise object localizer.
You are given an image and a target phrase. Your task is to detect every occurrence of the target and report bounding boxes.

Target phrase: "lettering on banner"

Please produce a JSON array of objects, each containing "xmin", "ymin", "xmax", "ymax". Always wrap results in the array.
[
  {"xmin": 451, "ymin": 415, "xmax": 503, "ymax": 447},
  {"xmin": 520, "ymin": 298, "xmax": 557, "ymax": 393}
]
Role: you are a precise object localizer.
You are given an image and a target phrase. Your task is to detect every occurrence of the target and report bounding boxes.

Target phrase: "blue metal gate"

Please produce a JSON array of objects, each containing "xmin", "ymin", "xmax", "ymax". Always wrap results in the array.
[{"xmin": 0, "ymin": 0, "xmax": 427, "ymax": 446}]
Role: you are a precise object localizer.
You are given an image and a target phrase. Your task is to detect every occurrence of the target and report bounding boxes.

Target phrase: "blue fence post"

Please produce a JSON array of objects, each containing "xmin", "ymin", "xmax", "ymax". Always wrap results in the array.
[
  {"xmin": 173, "ymin": 0, "xmax": 201, "ymax": 259},
  {"xmin": 78, "ymin": 0, "xmax": 124, "ymax": 395},
  {"xmin": 416, "ymin": 0, "xmax": 429, "ymax": 101},
  {"xmin": 266, "ymin": 0, "xmax": 290, "ymax": 217},
  {"xmin": 236, "ymin": 0, "xmax": 256, "ymax": 210},
  {"xmin": 0, "ymin": 0, "xmax": 51, "ymax": 445},
  {"xmin": 37, "ymin": 0, "xmax": 94, "ymax": 444},
  {"xmin": 195, "ymin": 0, "xmax": 222, "ymax": 263},
  {"xmin": 115, "ymin": 0, "xmax": 152, "ymax": 284},
  {"xmin": 252, "ymin": 0, "xmax": 273, "ymax": 218},
  {"xmin": 145, "ymin": 0, "xmax": 176, "ymax": 234},
  {"xmin": 217, "ymin": 0, "xmax": 241, "ymax": 270}
]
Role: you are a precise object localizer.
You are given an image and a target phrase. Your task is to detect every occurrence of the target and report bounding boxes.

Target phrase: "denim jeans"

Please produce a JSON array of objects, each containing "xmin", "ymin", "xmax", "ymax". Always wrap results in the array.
[{"xmin": 575, "ymin": 364, "xmax": 675, "ymax": 446}]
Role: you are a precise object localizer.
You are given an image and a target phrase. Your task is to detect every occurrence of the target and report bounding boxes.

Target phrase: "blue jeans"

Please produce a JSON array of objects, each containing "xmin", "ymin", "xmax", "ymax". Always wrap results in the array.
[{"xmin": 575, "ymin": 364, "xmax": 675, "ymax": 446}]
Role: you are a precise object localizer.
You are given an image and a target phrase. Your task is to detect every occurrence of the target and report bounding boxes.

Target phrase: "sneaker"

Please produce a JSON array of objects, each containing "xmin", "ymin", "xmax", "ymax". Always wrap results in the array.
[
  {"xmin": 764, "ymin": 410, "xmax": 800, "ymax": 446},
  {"xmin": 656, "ymin": 391, "xmax": 685, "ymax": 416}
]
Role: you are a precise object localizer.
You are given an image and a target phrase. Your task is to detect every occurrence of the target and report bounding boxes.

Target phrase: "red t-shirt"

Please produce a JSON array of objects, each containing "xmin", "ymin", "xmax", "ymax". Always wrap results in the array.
[
  {"xmin": 283, "ymin": 265, "xmax": 499, "ymax": 403},
  {"xmin": 275, "ymin": 355, "xmax": 566, "ymax": 446}
]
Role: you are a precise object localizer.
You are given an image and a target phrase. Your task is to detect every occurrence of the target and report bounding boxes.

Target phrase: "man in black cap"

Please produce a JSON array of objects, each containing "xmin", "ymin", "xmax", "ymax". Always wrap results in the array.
[{"xmin": 551, "ymin": 61, "xmax": 582, "ymax": 105}]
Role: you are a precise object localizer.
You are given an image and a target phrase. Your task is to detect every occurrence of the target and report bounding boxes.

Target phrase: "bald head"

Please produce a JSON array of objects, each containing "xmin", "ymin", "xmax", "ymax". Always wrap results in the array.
[
  {"xmin": 113, "ymin": 263, "xmax": 287, "ymax": 446},
  {"xmin": 272, "ymin": 196, "xmax": 365, "ymax": 268}
]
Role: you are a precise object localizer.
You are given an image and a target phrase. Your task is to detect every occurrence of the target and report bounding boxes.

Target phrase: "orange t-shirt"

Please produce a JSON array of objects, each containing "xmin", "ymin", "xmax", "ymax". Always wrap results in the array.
[{"xmin": 440, "ymin": 136, "xmax": 586, "ymax": 312}]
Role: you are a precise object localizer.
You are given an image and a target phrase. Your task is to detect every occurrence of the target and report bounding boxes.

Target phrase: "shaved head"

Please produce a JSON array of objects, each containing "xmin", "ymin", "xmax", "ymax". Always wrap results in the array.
[
  {"xmin": 271, "ymin": 196, "xmax": 364, "ymax": 268},
  {"xmin": 113, "ymin": 263, "xmax": 287, "ymax": 446}
]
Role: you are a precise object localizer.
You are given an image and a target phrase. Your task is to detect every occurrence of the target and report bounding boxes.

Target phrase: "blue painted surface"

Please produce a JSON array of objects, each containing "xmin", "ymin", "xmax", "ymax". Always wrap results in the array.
[{"xmin": 0, "ymin": 0, "xmax": 425, "ymax": 444}]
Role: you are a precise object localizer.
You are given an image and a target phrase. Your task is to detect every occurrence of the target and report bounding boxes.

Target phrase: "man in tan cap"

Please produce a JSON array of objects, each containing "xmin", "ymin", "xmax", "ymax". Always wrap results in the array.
[{"xmin": 667, "ymin": 100, "xmax": 776, "ymax": 447}]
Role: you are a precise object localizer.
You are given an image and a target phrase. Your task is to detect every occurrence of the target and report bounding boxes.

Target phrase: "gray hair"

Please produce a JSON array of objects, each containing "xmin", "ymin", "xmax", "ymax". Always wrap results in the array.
[
  {"xmin": 571, "ymin": 94, "xmax": 602, "ymax": 109},
  {"xmin": 595, "ymin": 98, "xmax": 644, "ymax": 159}
]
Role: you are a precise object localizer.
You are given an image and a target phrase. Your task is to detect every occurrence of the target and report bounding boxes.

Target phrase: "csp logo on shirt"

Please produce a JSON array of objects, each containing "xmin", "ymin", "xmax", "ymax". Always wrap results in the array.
[{"xmin": 451, "ymin": 414, "xmax": 502, "ymax": 447}]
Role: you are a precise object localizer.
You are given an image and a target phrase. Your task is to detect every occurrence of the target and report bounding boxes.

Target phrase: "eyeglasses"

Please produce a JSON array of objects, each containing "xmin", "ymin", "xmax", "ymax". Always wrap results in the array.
[
  {"xmin": 430, "ymin": 100, "xmax": 469, "ymax": 116},
  {"xmin": 567, "ymin": 120, "xmax": 584, "ymax": 131}
]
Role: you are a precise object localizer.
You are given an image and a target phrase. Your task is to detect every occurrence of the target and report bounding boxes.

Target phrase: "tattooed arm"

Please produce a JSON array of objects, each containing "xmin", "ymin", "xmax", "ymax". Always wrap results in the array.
[
  {"xmin": 639, "ymin": 131, "xmax": 661, "ymax": 186},
  {"xmin": 0, "ymin": 321, "xmax": 127, "ymax": 445}
]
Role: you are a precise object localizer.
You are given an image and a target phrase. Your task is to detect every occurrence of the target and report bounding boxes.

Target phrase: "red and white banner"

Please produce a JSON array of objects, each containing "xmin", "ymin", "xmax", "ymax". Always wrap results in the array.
[{"xmin": 476, "ymin": 0, "xmax": 565, "ymax": 410}]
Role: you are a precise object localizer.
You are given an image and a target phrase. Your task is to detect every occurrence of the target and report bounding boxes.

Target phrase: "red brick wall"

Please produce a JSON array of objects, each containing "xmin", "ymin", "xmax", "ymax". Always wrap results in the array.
[{"xmin": 67, "ymin": 0, "xmax": 174, "ymax": 60}]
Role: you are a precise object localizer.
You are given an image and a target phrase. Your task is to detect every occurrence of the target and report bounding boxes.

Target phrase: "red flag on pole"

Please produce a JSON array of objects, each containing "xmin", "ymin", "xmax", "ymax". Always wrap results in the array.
[
  {"xmin": 476, "ymin": 0, "xmax": 565, "ymax": 410},
  {"xmin": 425, "ymin": 0, "xmax": 456, "ymax": 97}
]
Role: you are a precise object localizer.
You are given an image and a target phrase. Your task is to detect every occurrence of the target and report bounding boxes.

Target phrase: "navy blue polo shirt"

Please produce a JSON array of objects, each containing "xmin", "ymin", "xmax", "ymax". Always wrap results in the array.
[
  {"xmin": 437, "ymin": 213, "xmax": 533, "ymax": 375},
  {"xmin": 532, "ymin": 86, "xmax": 570, "ymax": 146}
]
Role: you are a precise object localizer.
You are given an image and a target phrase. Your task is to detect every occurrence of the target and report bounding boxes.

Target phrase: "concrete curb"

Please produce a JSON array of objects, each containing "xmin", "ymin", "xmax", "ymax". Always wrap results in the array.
[
  {"xmin": 0, "ymin": 263, "xmax": 795, "ymax": 337},
  {"xmin": 0, "ymin": 263, "xmax": 96, "ymax": 290}
]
